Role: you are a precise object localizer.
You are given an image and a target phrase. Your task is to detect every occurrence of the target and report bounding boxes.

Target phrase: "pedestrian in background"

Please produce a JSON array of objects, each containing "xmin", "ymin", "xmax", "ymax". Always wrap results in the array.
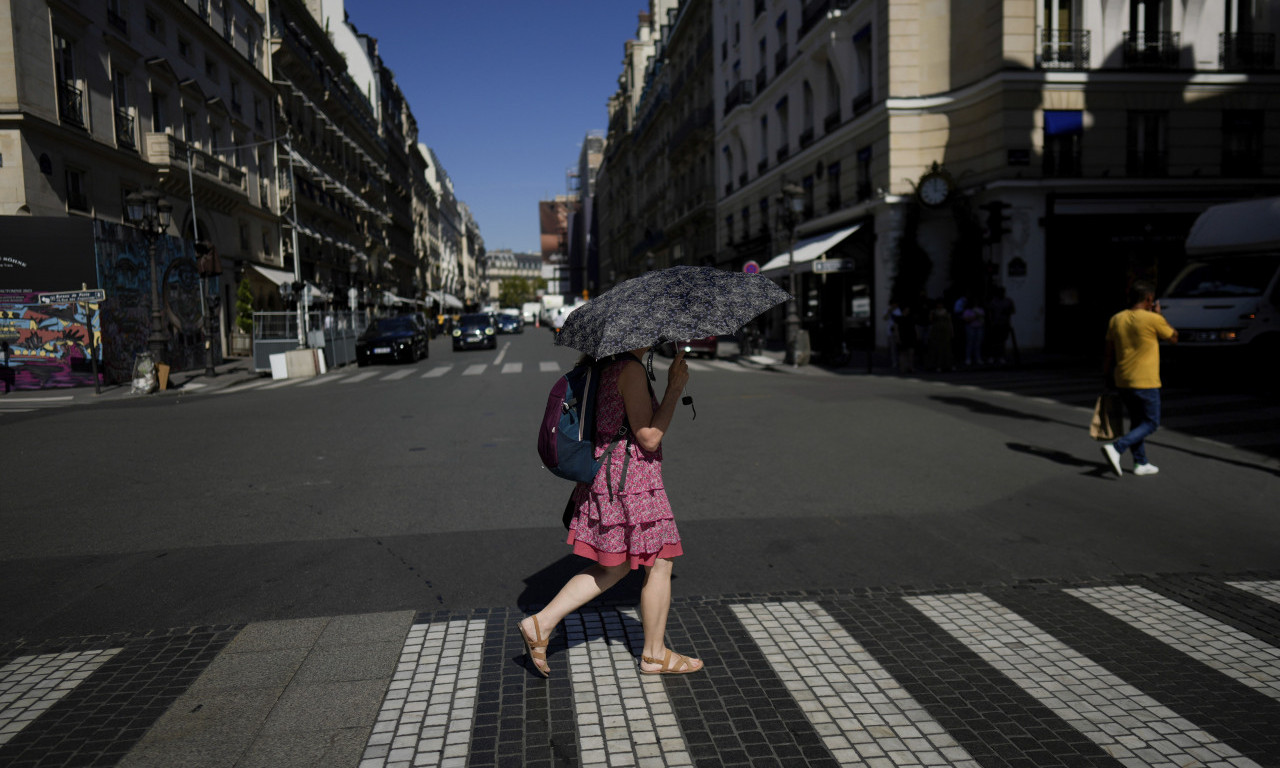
[
  {"xmin": 962, "ymin": 298, "xmax": 986, "ymax": 366},
  {"xmin": 1100, "ymin": 280, "xmax": 1178, "ymax": 477},
  {"xmin": 896, "ymin": 305, "xmax": 917, "ymax": 374},
  {"xmin": 985, "ymin": 287, "xmax": 1016, "ymax": 364},
  {"xmin": 519, "ymin": 348, "xmax": 703, "ymax": 677},
  {"xmin": 923, "ymin": 300, "xmax": 954, "ymax": 371}
]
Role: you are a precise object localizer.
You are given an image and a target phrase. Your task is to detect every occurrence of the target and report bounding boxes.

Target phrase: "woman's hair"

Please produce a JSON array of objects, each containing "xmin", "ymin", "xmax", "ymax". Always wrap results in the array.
[{"xmin": 575, "ymin": 353, "xmax": 595, "ymax": 368}]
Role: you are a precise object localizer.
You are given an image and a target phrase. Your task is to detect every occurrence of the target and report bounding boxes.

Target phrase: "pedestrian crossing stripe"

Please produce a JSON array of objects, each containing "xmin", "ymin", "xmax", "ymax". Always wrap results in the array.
[
  {"xmin": 1066, "ymin": 585, "xmax": 1280, "ymax": 701},
  {"xmin": 501, "ymin": 362, "xmax": 522, "ymax": 374},
  {"xmin": 0, "ymin": 649, "xmax": 121, "ymax": 747},
  {"xmin": 383, "ymin": 369, "xmax": 415, "ymax": 381},
  {"xmin": 1228, "ymin": 580, "xmax": 1280, "ymax": 606},
  {"xmin": 422, "ymin": 366, "xmax": 452, "ymax": 378},
  {"xmin": 461, "ymin": 365, "xmax": 486, "ymax": 376},
  {"xmin": 905, "ymin": 591, "xmax": 1259, "ymax": 767},
  {"xmin": 342, "ymin": 371, "xmax": 381, "ymax": 384},
  {"xmin": 540, "ymin": 361, "xmax": 561, "ymax": 373}
]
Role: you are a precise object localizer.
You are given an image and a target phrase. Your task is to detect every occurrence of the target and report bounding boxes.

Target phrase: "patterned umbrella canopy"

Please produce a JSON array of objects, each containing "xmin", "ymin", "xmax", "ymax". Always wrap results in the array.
[{"xmin": 556, "ymin": 266, "xmax": 790, "ymax": 359}]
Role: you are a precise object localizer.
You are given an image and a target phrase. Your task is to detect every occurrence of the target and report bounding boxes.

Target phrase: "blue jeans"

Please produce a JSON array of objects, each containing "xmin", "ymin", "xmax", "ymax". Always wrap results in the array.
[{"xmin": 1113, "ymin": 388, "xmax": 1161, "ymax": 465}]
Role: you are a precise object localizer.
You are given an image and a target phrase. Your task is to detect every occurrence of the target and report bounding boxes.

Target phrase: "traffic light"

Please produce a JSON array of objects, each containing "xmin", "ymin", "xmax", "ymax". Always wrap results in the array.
[{"xmin": 982, "ymin": 201, "xmax": 1012, "ymax": 244}]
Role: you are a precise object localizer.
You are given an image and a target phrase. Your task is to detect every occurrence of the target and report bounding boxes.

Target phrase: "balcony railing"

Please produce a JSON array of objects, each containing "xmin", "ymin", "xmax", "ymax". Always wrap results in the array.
[
  {"xmin": 776, "ymin": 144, "xmax": 790, "ymax": 163},
  {"xmin": 1039, "ymin": 29, "xmax": 1091, "ymax": 70},
  {"xmin": 145, "ymin": 132, "xmax": 247, "ymax": 191},
  {"xmin": 824, "ymin": 109, "xmax": 842, "ymax": 133},
  {"xmin": 852, "ymin": 89, "xmax": 872, "ymax": 117},
  {"xmin": 738, "ymin": 172, "xmax": 748, "ymax": 189},
  {"xmin": 799, "ymin": 127, "xmax": 815, "ymax": 149},
  {"xmin": 1122, "ymin": 31, "xmax": 1181, "ymax": 69},
  {"xmin": 799, "ymin": 0, "xmax": 831, "ymax": 39},
  {"xmin": 775, "ymin": 45, "xmax": 788, "ymax": 76},
  {"xmin": 57, "ymin": 82, "xmax": 85, "ymax": 128},
  {"xmin": 107, "ymin": 8, "xmax": 127, "ymax": 34},
  {"xmin": 723, "ymin": 79, "xmax": 755, "ymax": 116},
  {"xmin": 115, "ymin": 108, "xmax": 136, "ymax": 150},
  {"xmin": 1220, "ymin": 32, "xmax": 1276, "ymax": 71},
  {"xmin": 758, "ymin": 158, "xmax": 768, "ymax": 174}
]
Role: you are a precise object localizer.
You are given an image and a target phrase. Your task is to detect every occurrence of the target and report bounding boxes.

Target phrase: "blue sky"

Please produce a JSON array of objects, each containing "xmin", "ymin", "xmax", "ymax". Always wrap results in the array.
[{"xmin": 345, "ymin": 2, "xmax": 644, "ymax": 254}]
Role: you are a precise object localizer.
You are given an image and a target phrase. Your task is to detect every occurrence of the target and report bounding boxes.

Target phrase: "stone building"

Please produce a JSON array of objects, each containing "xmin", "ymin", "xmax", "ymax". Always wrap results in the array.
[{"xmin": 598, "ymin": 0, "xmax": 1280, "ymax": 360}]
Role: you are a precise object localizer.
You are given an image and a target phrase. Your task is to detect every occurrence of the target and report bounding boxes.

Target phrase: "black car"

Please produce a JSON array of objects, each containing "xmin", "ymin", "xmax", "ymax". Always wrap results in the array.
[
  {"xmin": 495, "ymin": 313, "xmax": 522, "ymax": 334},
  {"xmin": 356, "ymin": 316, "xmax": 429, "ymax": 366},
  {"xmin": 453, "ymin": 313, "xmax": 498, "ymax": 350}
]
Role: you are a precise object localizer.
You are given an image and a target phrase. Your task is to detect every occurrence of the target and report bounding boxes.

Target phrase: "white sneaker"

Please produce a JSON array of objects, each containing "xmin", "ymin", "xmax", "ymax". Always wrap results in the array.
[
  {"xmin": 1133, "ymin": 463, "xmax": 1159, "ymax": 476},
  {"xmin": 1100, "ymin": 444, "xmax": 1122, "ymax": 476}
]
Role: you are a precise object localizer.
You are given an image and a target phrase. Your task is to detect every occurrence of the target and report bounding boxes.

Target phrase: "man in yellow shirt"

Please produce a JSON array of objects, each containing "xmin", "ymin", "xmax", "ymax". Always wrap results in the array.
[{"xmin": 1101, "ymin": 280, "xmax": 1178, "ymax": 477}]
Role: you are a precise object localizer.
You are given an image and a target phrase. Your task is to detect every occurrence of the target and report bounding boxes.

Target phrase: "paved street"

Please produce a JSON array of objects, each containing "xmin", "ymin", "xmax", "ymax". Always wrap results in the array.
[{"xmin": 1, "ymin": 330, "xmax": 1278, "ymax": 767}]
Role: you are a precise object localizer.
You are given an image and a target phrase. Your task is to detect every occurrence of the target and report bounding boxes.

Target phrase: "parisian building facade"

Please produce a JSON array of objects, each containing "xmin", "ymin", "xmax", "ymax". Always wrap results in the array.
[
  {"xmin": 0, "ymin": 0, "xmax": 482, "ymax": 386},
  {"xmin": 596, "ymin": 0, "xmax": 1280, "ymax": 359}
]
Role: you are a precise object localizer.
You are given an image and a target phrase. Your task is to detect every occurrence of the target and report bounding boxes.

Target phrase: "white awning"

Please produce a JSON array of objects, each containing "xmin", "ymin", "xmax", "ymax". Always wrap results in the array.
[
  {"xmin": 760, "ymin": 223, "xmax": 863, "ymax": 276},
  {"xmin": 428, "ymin": 290, "xmax": 463, "ymax": 309},
  {"xmin": 305, "ymin": 282, "xmax": 331, "ymax": 302},
  {"xmin": 251, "ymin": 264, "xmax": 297, "ymax": 286}
]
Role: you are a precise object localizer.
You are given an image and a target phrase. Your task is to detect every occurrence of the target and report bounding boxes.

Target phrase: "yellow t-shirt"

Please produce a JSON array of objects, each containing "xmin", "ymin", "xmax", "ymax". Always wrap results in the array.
[{"xmin": 1107, "ymin": 308, "xmax": 1176, "ymax": 389}]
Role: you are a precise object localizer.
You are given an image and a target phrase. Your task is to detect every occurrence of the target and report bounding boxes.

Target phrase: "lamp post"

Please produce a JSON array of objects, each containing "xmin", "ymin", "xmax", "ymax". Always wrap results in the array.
[
  {"xmin": 125, "ymin": 189, "xmax": 174, "ymax": 367},
  {"xmin": 779, "ymin": 183, "xmax": 807, "ymax": 366}
]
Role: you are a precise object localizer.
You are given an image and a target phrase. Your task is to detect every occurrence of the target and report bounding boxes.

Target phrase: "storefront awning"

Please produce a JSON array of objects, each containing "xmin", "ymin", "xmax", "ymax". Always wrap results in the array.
[
  {"xmin": 251, "ymin": 264, "xmax": 297, "ymax": 286},
  {"xmin": 760, "ymin": 223, "xmax": 862, "ymax": 277},
  {"xmin": 383, "ymin": 291, "xmax": 426, "ymax": 307},
  {"xmin": 427, "ymin": 290, "xmax": 464, "ymax": 309}
]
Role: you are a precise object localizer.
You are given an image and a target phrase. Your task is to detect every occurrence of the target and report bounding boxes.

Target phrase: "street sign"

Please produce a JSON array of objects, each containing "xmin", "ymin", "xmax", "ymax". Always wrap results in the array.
[
  {"xmin": 813, "ymin": 259, "xmax": 855, "ymax": 274},
  {"xmin": 38, "ymin": 289, "xmax": 105, "ymax": 304},
  {"xmin": 743, "ymin": 261, "xmax": 759, "ymax": 274}
]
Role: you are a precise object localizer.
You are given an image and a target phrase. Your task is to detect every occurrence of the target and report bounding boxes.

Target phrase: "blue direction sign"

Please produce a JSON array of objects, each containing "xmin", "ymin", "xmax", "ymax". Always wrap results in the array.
[{"xmin": 38, "ymin": 289, "xmax": 106, "ymax": 304}]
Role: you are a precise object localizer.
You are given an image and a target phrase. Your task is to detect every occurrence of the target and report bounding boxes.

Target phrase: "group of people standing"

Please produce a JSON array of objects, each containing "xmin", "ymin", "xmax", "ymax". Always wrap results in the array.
[{"xmin": 886, "ymin": 287, "xmax": 1017, "ymax": 374}]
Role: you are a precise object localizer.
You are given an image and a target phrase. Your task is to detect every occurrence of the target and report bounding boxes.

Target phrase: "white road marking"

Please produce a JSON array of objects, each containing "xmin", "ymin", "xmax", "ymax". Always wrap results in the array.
[
  {"xmin": 382, "ymin": 369, "xmax": 415, "ymax": 381},
  {"xmin": 540, "ymin": 361, "xmax": 561, "ymax": 373},
  {"xmin": 732, "ymin": 601, "xmax": 979, "ymax": 767},
  {"xmin": 341, "ymin": 371, "xmax": 381, "ymax": 384},
  {"xmin": 298, "ymin": 374, "xmax": 344, "ymax": 386},
  {"xmin": 422, "ymin": 366, "xmax": 453, "ymax": 378},
  {"xmin": 1227, "ymin": 580, "xmax": 1280, "ymax": 606},
  {"xmin": 567, "ymin": 608, "xmax": 694, "ymax": 768},
  {"xmin": 501, "ymin": 362, "xmax": 522, "ymax": 374},
  {"xmin": 1067, "ymin": 585, "xmax": 1280, "ymax": 700},
  {"xmin": 907, "ymin": 592, "xmax": 1260, "ymax": 768},
  {"xmin": 215, "ymin": 379, "xmax": 271, "ymax": 393},
  {"xmin": 362, "ymin": 619, "xmax": 485, "ymax": 767},
  {"xmin": 181, "ymin": 382, "xmax": 207, "ymax": 390},
  {"xmin": 707, "ymin": 360, "xmax": 743, "ymax": 372},
  {"xmin": 685, "ymin": 361, "xmax": 711, "ymax": 372},
  {"xmin": 0, "ymin": 649, "xmax": 121, "ymax": 746},
  {"xmin": 493, "ymin": 342, "xmax": 510, "ymax": 366},
  {"xmin": 261, "ymin": 378, "xmax": 304, "ymax": 389},
  {"xmin": 0, "ymin": 396, "xmax": 75, "ymax": 402},
  {"xmin": 462, "ymin": 365, "xmax": 486, "ymax": 376}
]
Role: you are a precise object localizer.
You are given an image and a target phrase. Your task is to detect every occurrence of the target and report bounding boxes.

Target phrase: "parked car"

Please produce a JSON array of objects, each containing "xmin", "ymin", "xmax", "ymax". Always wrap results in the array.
[
  {"xmin": 453, "ymin": 312, "xmax": 498, "ymax": 350},
  {"xmin": 659, "ymin": 336, "xmax": 719, "ymax": 358},
  {"xmin": 356, "ymin": 316, "xmax": 429, "ymax": 366},
  {"xmin": 496, "ymin": 313, "xmax": 522, "ymax": 334}
]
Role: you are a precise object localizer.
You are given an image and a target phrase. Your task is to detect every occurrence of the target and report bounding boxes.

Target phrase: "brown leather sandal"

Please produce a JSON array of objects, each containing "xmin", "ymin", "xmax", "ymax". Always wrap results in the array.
[
  {"xmin": 518, "ymin": 616, "xmax": 551, "ymax": 678},
  {"xmin": 640, "ymin": 649, "xmax": 703, "ymax": 675}
]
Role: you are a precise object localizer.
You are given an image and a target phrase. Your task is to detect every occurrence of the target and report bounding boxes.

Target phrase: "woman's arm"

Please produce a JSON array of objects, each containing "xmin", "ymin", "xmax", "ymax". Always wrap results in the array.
[{"xmin": 619, "ymin": 350, "xmax": 689, "ymax": 453}]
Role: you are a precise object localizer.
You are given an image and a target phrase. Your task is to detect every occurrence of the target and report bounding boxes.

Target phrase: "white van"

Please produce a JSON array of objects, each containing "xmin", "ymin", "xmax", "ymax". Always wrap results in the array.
[
  {"xmin": 521, "ymin": 302, "xmax": 542, "ymax": 324},
  {"xmin": 1160, "ymin": 196, "xmax": 1280, "ymax": 363}
]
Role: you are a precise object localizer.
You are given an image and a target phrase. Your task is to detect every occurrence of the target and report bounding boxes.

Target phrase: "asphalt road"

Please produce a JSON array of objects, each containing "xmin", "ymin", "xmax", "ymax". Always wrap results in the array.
[{"xmin": 2, "ymin": 329, "xmax": 1277, "ymax": 645}]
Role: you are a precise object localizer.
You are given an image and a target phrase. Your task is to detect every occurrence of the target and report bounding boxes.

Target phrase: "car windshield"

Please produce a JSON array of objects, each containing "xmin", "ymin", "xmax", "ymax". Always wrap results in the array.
[
  {"xmin": 1166, "ymin": 255, "xmax": 1280, "ymax": 299},
  {"xmin": 372, "ymin": 318, "xmax": 417, "ymax": 334},
  {"xmin": 459, "ymin": 314, "xmax": 493, "ymax": 329}
]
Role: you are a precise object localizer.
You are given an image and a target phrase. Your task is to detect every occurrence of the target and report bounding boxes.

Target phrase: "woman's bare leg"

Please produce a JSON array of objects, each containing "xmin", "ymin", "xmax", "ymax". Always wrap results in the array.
[
  {"xmin": 638, "ymin": 558, "xmax": 702, "ymax": 673},
  {"xmin": 521, "ymin": 562, "xmax": 630, "ymax": 674}
]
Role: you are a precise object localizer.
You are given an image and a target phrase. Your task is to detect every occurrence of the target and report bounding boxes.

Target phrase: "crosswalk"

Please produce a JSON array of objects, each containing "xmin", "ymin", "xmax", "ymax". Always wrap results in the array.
[{"xmin": 4, "ymin": 576, "xmax": 1279, "ymax": 766}]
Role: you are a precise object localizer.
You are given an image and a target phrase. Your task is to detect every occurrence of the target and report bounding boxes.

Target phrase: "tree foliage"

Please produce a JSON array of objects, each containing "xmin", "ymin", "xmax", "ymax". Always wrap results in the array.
[{"xmin": 236, "ymin": 278, "xmax": 254, "ymax": 333}]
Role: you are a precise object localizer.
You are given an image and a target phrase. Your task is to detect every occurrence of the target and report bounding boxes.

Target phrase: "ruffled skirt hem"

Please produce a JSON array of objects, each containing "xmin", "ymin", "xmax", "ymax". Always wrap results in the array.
[{"xmin": 567, "ymin": 533, "xmax": 684, "ymax": 570}]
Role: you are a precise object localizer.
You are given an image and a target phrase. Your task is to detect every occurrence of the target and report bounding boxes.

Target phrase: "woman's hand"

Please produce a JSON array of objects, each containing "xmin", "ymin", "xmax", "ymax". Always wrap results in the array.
[{"xmin": 667, "ymin": 349, "xmax": 690, "ymax": 395}]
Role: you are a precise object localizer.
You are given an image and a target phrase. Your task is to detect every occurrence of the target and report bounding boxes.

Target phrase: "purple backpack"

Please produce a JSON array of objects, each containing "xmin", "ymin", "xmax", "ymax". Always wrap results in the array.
[{"xmin": 537, "ymin": 358, "xmax": 631, "ymax": 485}]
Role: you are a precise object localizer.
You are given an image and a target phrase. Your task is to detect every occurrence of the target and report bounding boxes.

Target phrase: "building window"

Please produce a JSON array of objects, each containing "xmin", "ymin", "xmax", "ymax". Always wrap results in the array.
[
  {"xmin": 53, "ymin": 33, "xmax": 85, "ymax": 128},
  {"xmin": 230, "ymin": 80, "xmax": 241, "ymax": 114},
  {"xmin": 145, "ymin": 11, "xmax": 161, "ymax": 39},
  {"xmin": 1043, "ymin": 110, "xmax": 1083, "ymax": 177},
  {"xmin": 113, "ymin": 71, "xmax": 136, "ymax": 150},
  {"xmin": 1127, "ymin": 111, "xmax": 1167, "ymax": 176},
  {"xmin": 741, "ymin": 206, "xmax": 750, "ymax": 236},
  {"xmin": 205, "ymin": 57, "xmax": 218, "ymax": 81},
  {"xmin": 800, "ymin": 81, "xmax": 815, "ymax": 147},
  {"xmin": 759, "ymin": 115, "xmax": 768, "ymax": 165},
  {"xmin": 184, "ymin": 111, "xmax": 198, "ymax": 148},
  {"xmin": 725, "ymin": 214, "xmax": 735, "ymax": 244},
  {"xmin": 1222, "ymin": 110, "xmax": 1264, "ymax": 176},
  {"xmin": 802, "ymin": 176, "xmax": 815, "ymax": 219},
  {"xmin": 240, "ymin": 222, "xmax": 250, "ymax": 251},
  {"xmin": 254, "ymin": 96, "xmax": 264, "ymax": 129},
  {"xmin": 107, "ymin": 0, "xmax": 127, "ymax": 34},
  {"xmin": 759, "ymin": 198, "xmax": 770, "ymax": 235},
  {"xmin": 824, "ymin": 61, "xmax": 841, "ymax": 131},
  {"xmin": 66, "ymin": 168, "xmax": 89, "ymax": 212},
  {"xmin": 775, "ymin": 97, "xmax": 789, "ymax": 161},
  {"xmin": 856, "ymin": 146, "xmax": 872, "ymax": 201},
  {"xmin": 827, "ymin": 162, "xmax": 841, "ymax": 212},
  {"xmin": 853, "ymin": 25, "xmax": 873, "ymax": 115},
  {"xmin": 178, "ymin": 36, "xmax": 191, "ymax": 59}
]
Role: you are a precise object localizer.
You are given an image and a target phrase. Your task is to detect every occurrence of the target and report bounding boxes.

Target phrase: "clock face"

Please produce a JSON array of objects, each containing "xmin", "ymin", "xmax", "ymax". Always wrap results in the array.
[{"xmin": 918, "ymin": 174, "xmax": 950, "ymax": 206}]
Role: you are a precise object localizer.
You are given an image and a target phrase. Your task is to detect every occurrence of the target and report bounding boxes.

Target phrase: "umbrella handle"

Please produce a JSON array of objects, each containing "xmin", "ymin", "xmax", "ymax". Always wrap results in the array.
[{"xmin": 682, "ymin": 390, "xmax": 696, "ymax": 420}]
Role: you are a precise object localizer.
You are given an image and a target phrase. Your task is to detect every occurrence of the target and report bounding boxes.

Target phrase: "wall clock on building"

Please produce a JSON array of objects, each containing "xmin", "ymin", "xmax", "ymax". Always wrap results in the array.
[{"xmin": 916, "ymin": 162, "xmax": 954, "ymax": 208}]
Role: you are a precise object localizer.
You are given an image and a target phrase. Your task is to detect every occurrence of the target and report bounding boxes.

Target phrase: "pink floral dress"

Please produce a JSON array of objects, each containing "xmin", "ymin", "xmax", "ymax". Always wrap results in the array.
[{"xmin": 566, "ymin": 358, "xmax": 683, "ymax": 568}]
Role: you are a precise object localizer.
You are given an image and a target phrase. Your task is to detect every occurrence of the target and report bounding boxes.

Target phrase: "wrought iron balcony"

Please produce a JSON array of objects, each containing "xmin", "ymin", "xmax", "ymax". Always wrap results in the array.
[
  {"xmin": 852, "ymin": 89, "xmax": 872, "ymax": 117},
  {"xmin": 57, "ymin": 82, "xmax": 85, "ymax": 128},
  {"xmin": 799, "ymin": 128, "xmax": 815, "ymax": 149},
  {"xmin": 1220, "ymin": 32, "xmax": 1276, "ymax": 71},
  {"xmin": 758, "ymin": 158, "xmax": 768, "ymax": 175},
  {"xmin": 824, "ymin": 109, "xmax": 842, "ymax": 133},
  {"xmin": 776, "ymin": 144, "xmax": 790, "ymax": 163},
  {"xmin": 799, "ymin": 0, "xmax": 831, "ymax": 39},
  {"xmin": 1122, "ymin": 31, "xmax": 1181, "ymax": 69},
  {"xmin": 1039, "ymin": 29, "xmax": 1091, "ymax": 70},
  {"xmin": 723, "ymin": 79, "xmax": 755, "ymax": 116},
  {"xmin": 739, "ymin": 172, "xmax": 748, "ymax": 189},
  {"xmin": 115, "ymin": 109, "xmax": 136, "ymax": 150}
]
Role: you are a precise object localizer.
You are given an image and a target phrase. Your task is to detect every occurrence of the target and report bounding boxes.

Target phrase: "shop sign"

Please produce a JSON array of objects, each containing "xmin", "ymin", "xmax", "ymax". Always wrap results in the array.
[{"xmin": 813, "ymin": 259, "xmax": 856, "ymax": 274}]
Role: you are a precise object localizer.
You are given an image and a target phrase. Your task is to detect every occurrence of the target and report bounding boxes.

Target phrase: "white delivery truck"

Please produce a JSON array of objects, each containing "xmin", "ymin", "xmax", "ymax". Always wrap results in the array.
[
  {"xmin": 539, "ymin": 295, "xmax": 565, "ymax": 327},
  {"xmin": 1160, "ymin": 196, "xmax": 1280, "ymax": 365}
]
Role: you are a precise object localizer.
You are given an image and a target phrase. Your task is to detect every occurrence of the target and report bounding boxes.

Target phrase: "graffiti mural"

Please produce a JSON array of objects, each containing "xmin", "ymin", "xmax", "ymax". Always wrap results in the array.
[
  {"xmin": 0, "ymin": 293, "xmax": 101, "ymax": 391},
  {"xmin": 94, "ymin": 221, "xmax": 221, "ymax": 384}
]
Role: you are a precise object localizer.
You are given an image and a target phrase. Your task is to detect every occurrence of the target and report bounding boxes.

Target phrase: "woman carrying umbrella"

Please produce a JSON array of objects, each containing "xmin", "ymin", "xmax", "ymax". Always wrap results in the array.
[
  {"xmin": 518, "ymin": 266, "xmax": 789, "ymax": 678},
  {"xmin": 519, "ymin": 346, "xmax": 699, "ymax": 676}
]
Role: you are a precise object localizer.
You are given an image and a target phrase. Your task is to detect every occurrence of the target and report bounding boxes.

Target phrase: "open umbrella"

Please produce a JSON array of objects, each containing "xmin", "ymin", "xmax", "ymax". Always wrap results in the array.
[{"xmin": 556, "ymin": 266, "xmax": 790, "ymax": 359}]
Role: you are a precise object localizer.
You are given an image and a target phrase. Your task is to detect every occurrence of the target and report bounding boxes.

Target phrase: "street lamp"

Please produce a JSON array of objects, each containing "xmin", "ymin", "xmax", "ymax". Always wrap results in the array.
[
  {"xmin": 125, "ymin": 189, "xmax": 174, "ymax": 367},
  {"xmin": 779, "ymin": 182, "xmax": 807, "ymax": 366}
]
